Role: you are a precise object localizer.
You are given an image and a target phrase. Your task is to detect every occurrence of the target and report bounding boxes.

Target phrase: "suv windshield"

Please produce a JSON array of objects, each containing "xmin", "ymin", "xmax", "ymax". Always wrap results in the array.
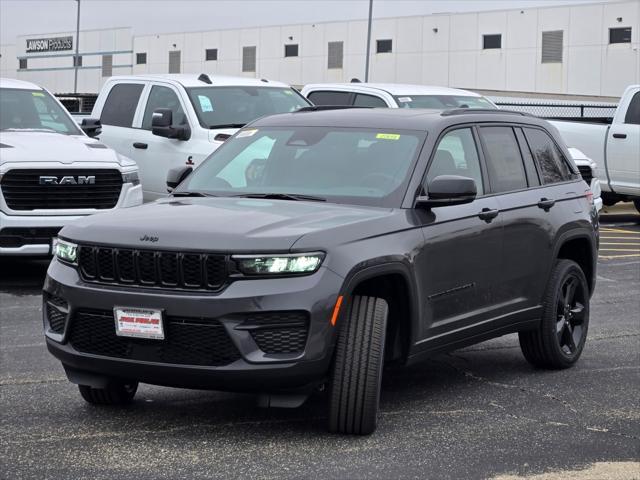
[
  {"xmin": 0, "ymin": 88, "xmax": 81, "ymax": 135},
  {"xmin": 394, "ymin": 95, "xmax": 496, "ymax": 109},
  {"xmin": 186, "ymin": 87, "xmax": 310, "ymax": 129},
  {"xmin": 179, "ymin": 126, "xmax": 425, "ymax": 207}
]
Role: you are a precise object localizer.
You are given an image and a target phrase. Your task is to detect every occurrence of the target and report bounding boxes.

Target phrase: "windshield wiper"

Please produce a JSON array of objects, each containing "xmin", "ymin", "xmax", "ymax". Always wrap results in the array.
[
  {"xmin": 232, "ymin": 193, "xmax": 326, "ymax": 202},
  {"xmin": 208, "ymin": 123, "xmax": 246, "ymax": 129},
  {"xmin": 171, "ymin": 191, "xmax": 217, "ymax": 198}
]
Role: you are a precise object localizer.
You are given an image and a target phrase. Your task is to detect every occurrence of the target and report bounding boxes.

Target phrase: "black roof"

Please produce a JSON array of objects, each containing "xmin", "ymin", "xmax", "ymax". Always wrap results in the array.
[{"xmin": 251, "ymin": 107, "xmax": 551, "ymax": 131}]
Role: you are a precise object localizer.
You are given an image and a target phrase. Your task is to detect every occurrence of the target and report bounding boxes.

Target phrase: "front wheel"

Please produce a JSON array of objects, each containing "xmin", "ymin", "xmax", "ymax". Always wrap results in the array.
[
  {"xmin": 519, "ymin": 259, "xmax": 590, "ymax": 369},
  {"xmin": 78, "ymin": 381, "xmax": 138, "ymax": 406},
  {"xmin": 328, "ymin": 296, "xmax": 388, "ymax": 435}
]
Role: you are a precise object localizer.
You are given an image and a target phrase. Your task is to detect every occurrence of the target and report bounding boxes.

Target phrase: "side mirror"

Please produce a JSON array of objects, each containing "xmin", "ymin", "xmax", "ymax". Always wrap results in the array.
[
  {"xmin": 152, "ymin": 108, "xmax": 190, "ymax": 141},
  {"xmin": 415, "ymin": 175, "xmax": 477, "ymax": 208},
  {"xmin": 166, "ymin": 166, "xmax": 193, "ymax": 191},
  {"xmin": 81, "ymin": 118, "xmax": 102, "ymax": 138}
]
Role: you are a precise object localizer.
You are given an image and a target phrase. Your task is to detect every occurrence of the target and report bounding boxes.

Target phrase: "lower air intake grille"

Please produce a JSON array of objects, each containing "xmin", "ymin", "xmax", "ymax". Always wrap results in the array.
[
  {"xmin": 45, "ymin": 295, "xmax": 68, "ymax": 334},
  {"xmin": 68, "ymin": 310, "xmax": 241, "ymax": 366},
  {"xmin": 244, "ymin": 312, "xmax": 309, "ymax": 354}
]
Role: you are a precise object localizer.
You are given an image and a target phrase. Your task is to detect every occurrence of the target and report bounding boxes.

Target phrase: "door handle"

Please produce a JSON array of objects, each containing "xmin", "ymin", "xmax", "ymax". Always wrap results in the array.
[
  {"xmin": 612, "ymin": 133, "xmax": 627, "ymax": 139},
  {"xmin": 478, "ymin": 208, "xmax": 499, "ymax": 222},
  {"xmin": 537, "ymin": 198, "xmax": 556, "ymax": 211},
  {"xmin": 133, "ymin": 142, "xmax": 148, "ymax": 149}
]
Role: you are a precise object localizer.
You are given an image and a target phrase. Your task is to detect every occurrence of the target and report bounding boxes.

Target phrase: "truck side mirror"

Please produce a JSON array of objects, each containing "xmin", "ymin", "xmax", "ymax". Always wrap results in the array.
[
  {"xmin": 152, "ymin": 108, "xmax": 190, "ymax": 141},
  {"xmin": 415, "ymin": 175, "xmax": 477, "ymax": 209},
  {"xmin": 81, "ymin": 118, "xmax": 102, "ymax": 138},
  {"xmin": 166, "ymin": 166, "xmax": 193, "ymax": 191}
]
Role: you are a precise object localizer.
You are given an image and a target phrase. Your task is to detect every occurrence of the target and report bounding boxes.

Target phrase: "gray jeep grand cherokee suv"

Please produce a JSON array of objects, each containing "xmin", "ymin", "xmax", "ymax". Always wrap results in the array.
[{"xmin": 44, "ymin": 108, "xmax": 598, "ymax": 435}]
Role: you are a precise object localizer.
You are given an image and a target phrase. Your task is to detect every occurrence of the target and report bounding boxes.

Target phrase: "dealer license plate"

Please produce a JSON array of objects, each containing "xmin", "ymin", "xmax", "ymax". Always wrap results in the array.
[{"xmin": 114, "ymin": 307, "xmax": 164, "ymax": 340}]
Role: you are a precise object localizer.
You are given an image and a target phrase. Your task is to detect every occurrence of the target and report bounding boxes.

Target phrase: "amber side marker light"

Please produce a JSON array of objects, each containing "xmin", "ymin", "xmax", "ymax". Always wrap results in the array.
[{"xmin": 331, "ymin": 295, "xmax": 344, "ymax": 326}]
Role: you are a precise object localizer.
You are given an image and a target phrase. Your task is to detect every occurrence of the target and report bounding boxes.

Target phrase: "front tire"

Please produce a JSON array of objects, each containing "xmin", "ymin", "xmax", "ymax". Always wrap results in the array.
[
  {"xmin": 78, "ymin": 381, "xmax": 138, "ymax": 406},
  {"xmin": 328, "ymin": 296, "xmax": 388, "ymax": 435},
  {"xmin": 519, "ymin": 259, "xmax": 589, "ymax": 369}
]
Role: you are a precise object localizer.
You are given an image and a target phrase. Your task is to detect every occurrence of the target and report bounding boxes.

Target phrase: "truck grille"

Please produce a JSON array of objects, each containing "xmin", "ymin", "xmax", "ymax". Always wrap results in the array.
[
  {"xmin": 68, "ymin": 309, "xmax": 242, "ymax": 366},
  {"xmin": 78, "ymin": 245, "xmax": 228, "ymax": 291},
  {"xmin": 0, "ymin": 227, "xmax": 61, "ymax": 248},
  {"xmin": 577, "ymin": 166, "xmax": 593, "ymax": 185},
  {"xmin": 0, "ymin": 169, "xmax": 122, "ymax": 211}
]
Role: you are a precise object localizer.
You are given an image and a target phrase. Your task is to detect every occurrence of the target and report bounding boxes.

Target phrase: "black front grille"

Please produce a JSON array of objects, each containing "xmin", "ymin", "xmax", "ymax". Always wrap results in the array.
[
  {"xmin": 578, "ymin": 166, "xmax": 593, "ymax": 185},
  {"xmin": 1, "ymin": 169, "xmax": 122, "ymax": 211},
  {"xmin": 242, "ymin": 312, "xmax": 309, "ymax": 354},
  {"xmin": 78, "ymin": 245, "xmax": 228, "ymax": 291},
  {"xmin": 68, "ymin": 309, "xmax": 241, "ymax": 366},
  {"xmin": 45, "ymin": 294, "xmax": 68, "ymax": 334},
  {"xmin": 0, "ymin": 227, "xmax": 61, "ymax": 248}
]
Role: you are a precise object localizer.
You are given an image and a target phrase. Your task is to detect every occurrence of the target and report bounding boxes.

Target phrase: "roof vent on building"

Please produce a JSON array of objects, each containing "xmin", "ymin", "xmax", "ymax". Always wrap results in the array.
[
  {"xmin": 198, "ymin": 73, "xmax": 212, "ymax": 84},
  {"xmin": 350, "ymin": 78, "xmax": 362, "ymax": 83}
]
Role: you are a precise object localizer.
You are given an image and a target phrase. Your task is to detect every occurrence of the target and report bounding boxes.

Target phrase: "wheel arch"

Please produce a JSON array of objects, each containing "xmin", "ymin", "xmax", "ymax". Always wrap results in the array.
[{"xmin": 553, "ymin": 230, "xmax": 597, "ymax": 296}]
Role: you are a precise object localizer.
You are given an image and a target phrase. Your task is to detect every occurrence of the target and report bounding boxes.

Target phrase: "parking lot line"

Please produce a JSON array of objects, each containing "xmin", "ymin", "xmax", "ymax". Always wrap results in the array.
[
  {"xmin": 600, "ymin": 242, "xmax": 640, "ymax": 245},
  {"xmin": 600, "ymin": 228, "xmax": 639, "ymax": 234},
  {"xmin": 599, "ymin": 254, "xmax": 640, "ymax": 259}
]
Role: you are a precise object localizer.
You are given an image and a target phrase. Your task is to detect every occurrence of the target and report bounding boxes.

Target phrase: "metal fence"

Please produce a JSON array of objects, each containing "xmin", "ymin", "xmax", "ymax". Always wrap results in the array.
[{"xmin": 492, "ymin": 101, "xmax": 618, "ymax": 122}]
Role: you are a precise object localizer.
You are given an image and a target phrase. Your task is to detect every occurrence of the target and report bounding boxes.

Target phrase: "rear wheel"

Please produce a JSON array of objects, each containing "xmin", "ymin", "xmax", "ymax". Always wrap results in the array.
[
  {"xmin": 328, "ymin": 296, "xmax": 388, "ymax": 435},
  {"xmin": 78, "ymin": 381, "xmax": 138, "ymax": 406},
  {"xmin": 519, "ymin": 259, "xmax": 589, "ymax": 369}
]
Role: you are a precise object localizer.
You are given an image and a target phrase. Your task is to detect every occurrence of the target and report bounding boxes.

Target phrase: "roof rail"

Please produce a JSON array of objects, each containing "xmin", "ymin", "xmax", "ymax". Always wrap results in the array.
[
  {"xmin": 440, "ymin": 108, "xmax": 533, "ymax": 117},
  {"xmin": 295, "ymin": 105, "xmax": 371, "ymax": 112}
]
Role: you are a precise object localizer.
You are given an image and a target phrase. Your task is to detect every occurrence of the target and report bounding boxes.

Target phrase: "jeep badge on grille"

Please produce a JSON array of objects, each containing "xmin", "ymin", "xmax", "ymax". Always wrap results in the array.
[{"xmin": 39, "ymin": 175, "xmax": 96, "ymax": 185}]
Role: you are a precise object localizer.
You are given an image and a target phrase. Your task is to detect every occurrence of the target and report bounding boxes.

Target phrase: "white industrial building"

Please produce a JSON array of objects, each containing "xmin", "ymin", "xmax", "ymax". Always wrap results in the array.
[{"xmin": 1, "ymin": 0, "xmax": 638, "ymax": 98}]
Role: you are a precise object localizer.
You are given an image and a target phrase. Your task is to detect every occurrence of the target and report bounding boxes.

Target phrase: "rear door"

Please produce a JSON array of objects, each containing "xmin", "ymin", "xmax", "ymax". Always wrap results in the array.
[{"xmin": 97, "ymin": 82, "xmax": 146, "ymax": 158}]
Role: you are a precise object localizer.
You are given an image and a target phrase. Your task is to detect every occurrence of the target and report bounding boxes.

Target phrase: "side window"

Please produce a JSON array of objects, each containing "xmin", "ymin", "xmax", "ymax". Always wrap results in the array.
[
  {"xmin": 523, "ymin": 128, "xmax": 573, "ymax": 184},
  {"xmin": 514, "ymin": 128, "xmax": 540, "ymax": 187},
  {"xmin": 425, "ymin": 128, "xmax": 484, "ymax": 195},
  {"xmin": 353, "ymin": 93, "xmax": 388, "ymax": 108},
  {"xmin": 624, "ymin": 92, "xmax": 640, "ymax": 125},
  {"xmin": 306, "ymin": 90, "xmax": 351, "ymax": 106},
  {"xmin": 142, "ymin": 85, "xmax": 187, "ymax": 130},
  {"xmin": 100, "ymin": 83, "xmax": 144, "ymax": 127},
  {"xmin": 479, "ymin": 126, "xmax": 528, "ymax": 193}
]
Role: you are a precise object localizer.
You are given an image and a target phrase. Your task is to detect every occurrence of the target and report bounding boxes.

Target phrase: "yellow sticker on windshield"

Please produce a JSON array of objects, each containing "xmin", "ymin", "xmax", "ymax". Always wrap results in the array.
[
  {"xmin": 32, "ymin": 92, "xmax": 45, "ymax": 97},
  {"xmin": 236, "ymin": 128, "xmax": 258, "ymax": 138},
  {"xmin": 376, "ymin": 133, "xmax": 400, "ymax": 140}
]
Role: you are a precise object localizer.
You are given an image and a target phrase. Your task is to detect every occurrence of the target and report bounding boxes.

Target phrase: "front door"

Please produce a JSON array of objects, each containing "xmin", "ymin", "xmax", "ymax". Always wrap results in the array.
[{"xmin": 415, "ymin": 127, "xmax": 504, "ymax": 347}]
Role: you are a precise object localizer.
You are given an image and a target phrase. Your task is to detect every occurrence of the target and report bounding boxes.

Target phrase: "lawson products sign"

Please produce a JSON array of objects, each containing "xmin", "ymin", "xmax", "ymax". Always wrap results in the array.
[{"xmin": 26, "ymin": 36, "xmax": 73, "ymax": 53}]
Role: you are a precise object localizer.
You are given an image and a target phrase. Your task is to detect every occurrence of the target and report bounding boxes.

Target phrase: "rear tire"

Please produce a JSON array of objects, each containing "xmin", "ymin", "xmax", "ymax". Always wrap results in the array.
[
  {"xmin": 78, "ymin": 381, "xmax": 138, "ymax": 406},
  {"xmin": 519, "ymin": 259, "xmax": 589, "ymax": 369},
  {"xmin": 328, "ymin": 296, "xmax": 388, "ymax": 435},
  {"xmin": 633, "ymin": 199, "xmax": 640, "ymax": 214}
]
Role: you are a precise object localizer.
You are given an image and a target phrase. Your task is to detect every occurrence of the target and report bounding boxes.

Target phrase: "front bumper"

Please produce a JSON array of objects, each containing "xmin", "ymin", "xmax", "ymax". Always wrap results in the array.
[
  {"xmin": 44, "ymin": 258, "xmax": 344, "ymax": 392},
  {"xmin": 0, "ymin": 183, "xmax": 142, "ymax": 256}
]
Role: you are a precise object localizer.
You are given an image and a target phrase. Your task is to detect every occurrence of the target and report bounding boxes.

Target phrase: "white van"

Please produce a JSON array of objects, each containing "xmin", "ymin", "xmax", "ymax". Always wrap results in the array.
[{"xmin": 91, "ymin": 74, "xmax": 311, "ymax": 200}]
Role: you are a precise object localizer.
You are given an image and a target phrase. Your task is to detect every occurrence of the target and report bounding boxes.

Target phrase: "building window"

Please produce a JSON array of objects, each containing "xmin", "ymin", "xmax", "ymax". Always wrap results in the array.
[
  {"xmin": 168, "ymin": 50, "xmax": 181, "ymax": 73},
  {"xmin": 73, "ymin": 55, "xmax": 83, "ymax": 67},
  {"xmin": 205, "ymin": 48, "xmax": 218, "ymax": 61},
  {"xmin": 19, "ymin": 58, "xmax": 27, "ymax": 69},
  {"xmin": 102, "ymin": 54, "xmax": 113, "ymax": 77},
  {"xmin": 541, "ymin": 30, "xmax": 563, "ymax": 63},
  {"xmin": 483, "ymin": 34, "xmax": 502, "ymax": 49},
  {"xmin": 328, "ymin": 41, "xmax": 343, "ymax": 69},
  {"xmin": 609, "ymin": 27, "xmax": 632, "ymax": 44},
  {"xmin": 376, "ymin": 39, "xmax": 392, "ymax": 53},
  {"xmin": 284, "ymin": 44, "xmax": 299, "ymax": 57},
  {"xmin": 242, "ymin": 46, "xmax": 256, "ymax": 72},
  {"xmin": 136, "ymin": 53, "xmax": 147, "ymax": 65}
]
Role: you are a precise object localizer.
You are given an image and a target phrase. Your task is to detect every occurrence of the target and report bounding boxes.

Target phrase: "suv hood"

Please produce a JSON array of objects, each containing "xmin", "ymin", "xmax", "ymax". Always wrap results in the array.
[
  {"xmin": 60, "ymin": 197, "xmax": 406, "ymax": 252},
  {"xmin": 0, "ymin": 131, "xmax": 134, "ymax": 167}
]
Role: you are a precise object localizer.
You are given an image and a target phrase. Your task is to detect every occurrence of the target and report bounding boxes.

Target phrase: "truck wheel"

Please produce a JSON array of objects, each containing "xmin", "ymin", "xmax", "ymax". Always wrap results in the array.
[
  {"xmin": 519, "ymin": 259, "xmax": 589, "ymax": 369},
  {"xmin": 634, "ymin": 199, "xmax": 640, "ymax": 214},
  {"xmin": 328, "ymin": 296, "xmax": 388, "ymax": 435},
  {"xmin": 78, "ymin": 381, "xmax": 138, "ymax": 405}
]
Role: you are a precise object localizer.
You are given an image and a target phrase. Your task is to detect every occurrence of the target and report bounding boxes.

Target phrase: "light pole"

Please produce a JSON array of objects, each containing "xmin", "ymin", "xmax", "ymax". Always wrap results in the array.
[
  {"xmin": 364, "ymin": 0, "xmax": 373, "ymax": 82},
  {"xmin": 73, "ymin": 0, "xmax": 81, "ymax": 93}
]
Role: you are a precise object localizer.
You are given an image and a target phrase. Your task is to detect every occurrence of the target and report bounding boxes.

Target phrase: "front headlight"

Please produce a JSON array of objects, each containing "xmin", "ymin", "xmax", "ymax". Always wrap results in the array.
[
  {"xmin": 122, "ymin": 171, "xmax": 140, "ymax": 185},
  {"xmin": 54, "ymin": 239, "xmax": 78, "ymax": 265},
  {"xmin": 233, "ymin": 252, "xmax": 325, "ymax": 275}
]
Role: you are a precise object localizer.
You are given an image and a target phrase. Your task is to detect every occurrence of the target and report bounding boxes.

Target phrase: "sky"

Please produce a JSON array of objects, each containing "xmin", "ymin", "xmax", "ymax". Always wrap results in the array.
[{"xmin": 0, "ymin": 0, "xmax": 613, "ymax": 44}]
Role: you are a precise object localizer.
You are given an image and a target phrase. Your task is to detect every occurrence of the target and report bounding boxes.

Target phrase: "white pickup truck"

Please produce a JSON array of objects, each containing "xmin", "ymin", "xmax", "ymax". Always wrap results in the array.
[
  {"xmin": 89, "ymin": 74, "xmax": 311, "ymax": 201},
  {"xmin": 551, "ymin": 85, "xmax": 640, "ymax": 212},
  {"xmin": 0, "ymin": 78, "xmax": 142, "ymax": 256}
]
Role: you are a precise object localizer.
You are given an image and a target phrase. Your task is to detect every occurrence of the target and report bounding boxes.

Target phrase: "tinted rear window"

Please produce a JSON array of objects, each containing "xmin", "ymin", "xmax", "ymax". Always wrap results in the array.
[
  {"xmin": 307, "ymin": 90, "xmax": 351, "ymax": 106},
  {"xmin": 479, "ymin": 126, "xmax": 528, "ymax": 193},
  {"xmin": 523, "ymin": 128, "xmax": 574, "ymax": 184},
  {"xmin": 100, "ymin": 83, "xmax": 144, "ymax": 127}
]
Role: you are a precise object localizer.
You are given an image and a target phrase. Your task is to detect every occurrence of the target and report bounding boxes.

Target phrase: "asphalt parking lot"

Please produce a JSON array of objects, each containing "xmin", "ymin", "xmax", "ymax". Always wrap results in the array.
[{"xmin": 1, "ymin": 212, "xmax": 638, "ymax": 480}]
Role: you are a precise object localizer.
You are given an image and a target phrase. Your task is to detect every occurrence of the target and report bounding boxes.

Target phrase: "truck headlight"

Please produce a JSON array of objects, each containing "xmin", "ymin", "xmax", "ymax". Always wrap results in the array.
[
  {"xmin": 233, "ymin": 252, "xmax": 324, "ymax": 275},
  {"xmin": 54, "ymin": 239, "xmax": 78, "ymax": 265},
  {"xmin": 122, "ymin": 171, "xmax": 140, "ymax": 185}
]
